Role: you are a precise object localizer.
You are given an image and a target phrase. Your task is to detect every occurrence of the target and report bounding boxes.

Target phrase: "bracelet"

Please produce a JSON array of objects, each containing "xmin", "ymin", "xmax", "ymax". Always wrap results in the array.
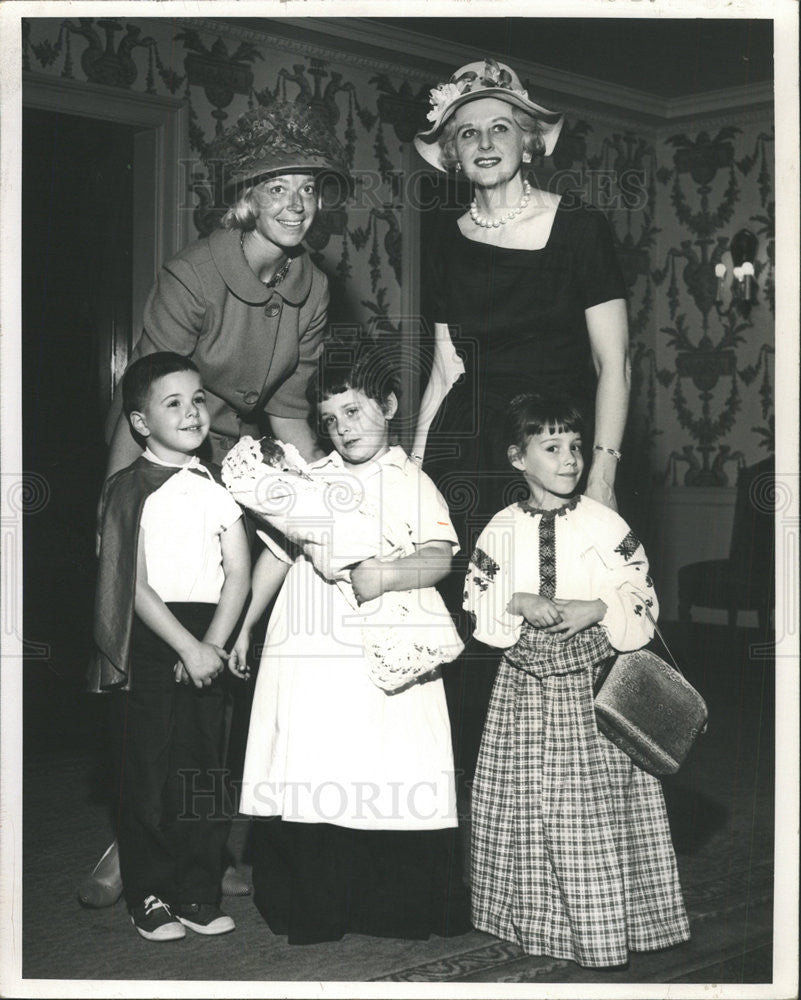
[
  {"xmin": 408, "ymin": 452, "xmax": 424, "ymax": 464},
  {"xmin": 593, "ymin": 444, "xmax": 622, "ymax": 461}
]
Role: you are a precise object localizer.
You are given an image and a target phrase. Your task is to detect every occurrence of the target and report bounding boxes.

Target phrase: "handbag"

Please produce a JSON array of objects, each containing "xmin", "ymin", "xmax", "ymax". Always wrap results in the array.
[{"xmin": 594, "ymin": 612, "xmax": 708, "ymax": 777}]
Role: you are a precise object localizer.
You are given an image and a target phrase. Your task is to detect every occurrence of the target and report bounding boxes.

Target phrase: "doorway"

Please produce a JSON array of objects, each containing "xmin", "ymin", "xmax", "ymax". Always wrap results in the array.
[{"xmin": 22, "ymin": 108, "xmax": 134, "ymax": 746}]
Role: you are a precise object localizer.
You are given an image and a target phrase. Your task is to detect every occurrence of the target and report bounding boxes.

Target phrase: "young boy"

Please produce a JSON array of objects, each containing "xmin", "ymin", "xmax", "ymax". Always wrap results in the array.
[{"xmin": 90, "ymin": 352, "xmax": 251, "ymax": 941}]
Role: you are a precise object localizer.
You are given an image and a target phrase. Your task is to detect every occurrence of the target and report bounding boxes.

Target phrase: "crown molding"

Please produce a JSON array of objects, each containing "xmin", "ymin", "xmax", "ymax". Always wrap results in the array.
[
  {"xmin": 185, "ymin": 16, "xmax": 440, "ymax": 83},
  {"xmin": 661, "ymin": 81, "xmax": 774, "ymax": 120},
  {"xmin": 178, "ymin": 16, "xmax": 774, "ymax": 127}
]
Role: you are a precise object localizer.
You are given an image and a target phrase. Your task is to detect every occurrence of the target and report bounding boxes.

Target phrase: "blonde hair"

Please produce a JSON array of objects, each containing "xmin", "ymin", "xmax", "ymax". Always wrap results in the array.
[
  {"xmin": 220, "ymin": 186, "xmax": 259, "ymax": 232},
  {"xmin": 437, "ymin": 105, "xmax": 545, "ymax": 171}
]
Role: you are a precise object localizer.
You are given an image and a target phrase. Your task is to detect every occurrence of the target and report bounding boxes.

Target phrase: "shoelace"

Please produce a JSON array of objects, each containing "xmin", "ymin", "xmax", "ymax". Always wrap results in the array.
[{"xmin": 143, "ymin": 894, "xmax": 172, "ymax": 917}]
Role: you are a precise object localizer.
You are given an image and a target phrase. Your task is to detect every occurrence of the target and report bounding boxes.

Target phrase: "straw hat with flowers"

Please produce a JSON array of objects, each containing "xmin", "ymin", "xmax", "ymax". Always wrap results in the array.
[{"xmin": 414, "ymin": 58, "xmax": 564, "ymax": 171}]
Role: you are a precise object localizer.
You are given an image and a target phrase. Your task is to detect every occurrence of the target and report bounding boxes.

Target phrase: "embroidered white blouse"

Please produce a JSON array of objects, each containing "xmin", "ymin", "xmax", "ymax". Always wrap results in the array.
[{"xmin": 464, "ymin": 496, "xmax": 658, "ymax": 653}]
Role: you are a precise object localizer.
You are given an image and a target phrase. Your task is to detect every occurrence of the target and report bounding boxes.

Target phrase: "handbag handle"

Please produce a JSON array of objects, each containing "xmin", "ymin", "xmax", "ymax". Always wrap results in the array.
[
  {"xmin": 646, "ymin": 607, "xmax": 685, "ymax": 678},
  {"xmin": 646, "ymin": 608, "xmax": 707, "ymax": 733}
]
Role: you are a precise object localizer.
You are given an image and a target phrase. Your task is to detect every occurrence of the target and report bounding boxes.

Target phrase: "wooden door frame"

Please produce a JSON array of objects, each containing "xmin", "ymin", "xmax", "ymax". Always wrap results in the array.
[{"xmin": 22, "ymin": 72, "xmax": 189, "ymax": 404}]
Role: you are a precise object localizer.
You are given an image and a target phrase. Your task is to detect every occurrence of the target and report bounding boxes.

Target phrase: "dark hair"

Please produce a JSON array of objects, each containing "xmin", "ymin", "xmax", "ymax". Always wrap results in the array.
[
  {"xmin": 306, "ymin": 341, "xmax": 401, "ymax": 431},
  {"xmin": 122, "ymin": 352, "xmax": 200, "ymax": 417},
  {"xmin": 503, "ymin": 392, "xmax": 585, "ymax": 452},
  {"xmin": 437, "ymin": 104, "xmax": 545, "ymax": 171}
]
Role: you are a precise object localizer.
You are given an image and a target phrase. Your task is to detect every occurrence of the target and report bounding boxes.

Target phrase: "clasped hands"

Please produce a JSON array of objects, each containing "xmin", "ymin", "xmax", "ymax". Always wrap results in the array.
[
  {"xmin": 173, "ymin": 637, "xmax": 251, "ymax": 687},
  {"xmin": 510, "ymin": 593, "xmax": 607, "ymax": 641}
]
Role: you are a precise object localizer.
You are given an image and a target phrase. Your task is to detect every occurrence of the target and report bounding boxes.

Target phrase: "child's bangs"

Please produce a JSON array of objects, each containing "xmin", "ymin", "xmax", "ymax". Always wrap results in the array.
[
  {"xmin": 308, "ymin": 343, "xmax": 402, "ymax": 415},
  {"xmin": 504, "ymin": 393, "xmax": 586, "ymax": 450},
  {"xmin": 528, "ymin": 414, "xmax": 582, "ymax": 438},
  {"xmin": 318, "ymin": 376, "xmax": 354, "ymax": 401}
]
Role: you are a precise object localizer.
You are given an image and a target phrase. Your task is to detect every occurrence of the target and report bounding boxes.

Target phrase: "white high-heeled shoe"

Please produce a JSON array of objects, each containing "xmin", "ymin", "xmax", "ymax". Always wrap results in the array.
[
  {"xmin": 76, "ymin": 841, "xmax": 123, "ymax": 908},
  {"xmin": 221, "ymin": 864, "xmax": 250, "ymax": 896}
]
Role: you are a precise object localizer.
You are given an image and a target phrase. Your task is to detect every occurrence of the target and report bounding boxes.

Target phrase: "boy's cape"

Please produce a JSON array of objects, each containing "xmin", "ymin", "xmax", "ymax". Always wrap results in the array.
[{"xmin": 87, "ymin": 456, "xmax": 218, "ymax": 693}]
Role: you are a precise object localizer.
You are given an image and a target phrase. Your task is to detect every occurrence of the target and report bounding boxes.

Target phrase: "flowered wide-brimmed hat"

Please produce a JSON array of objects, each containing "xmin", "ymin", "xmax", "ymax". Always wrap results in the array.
[
  {"xmin": 206, "ymin": 99, "xmax": 353, "ymax": 202},
  {"xmin": 414, "ymin": 58, "xmax": 564, "ymax": 171}
]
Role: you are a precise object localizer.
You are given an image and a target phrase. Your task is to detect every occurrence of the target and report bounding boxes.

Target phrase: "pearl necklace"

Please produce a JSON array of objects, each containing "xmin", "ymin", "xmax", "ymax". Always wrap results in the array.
[{"xmin": 470, "ymin": 180, "xmax": 531, "ymax": 229}]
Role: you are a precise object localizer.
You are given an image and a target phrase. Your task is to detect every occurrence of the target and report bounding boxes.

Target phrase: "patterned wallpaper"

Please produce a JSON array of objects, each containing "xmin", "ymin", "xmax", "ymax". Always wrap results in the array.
[
  {"xmin": 531, "ymin": 119, "xmax": 663, "ymax": 498},
  {"xmin": 22, "ymin": 17, "xmax": 774, "ymax": 489},
  {"xmin": 652, "ymin": 120, "xmax": 775, "ymax": 486},
  {"xmin": 529, "ymin": 109, "xmax": 775, "ymax": 490}
]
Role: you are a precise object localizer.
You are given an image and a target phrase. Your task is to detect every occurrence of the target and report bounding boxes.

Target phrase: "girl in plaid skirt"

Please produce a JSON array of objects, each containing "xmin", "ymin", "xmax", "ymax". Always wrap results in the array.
[{"xmin": 465, "ymin": 393, "xmax": 690, "ymax": 968}]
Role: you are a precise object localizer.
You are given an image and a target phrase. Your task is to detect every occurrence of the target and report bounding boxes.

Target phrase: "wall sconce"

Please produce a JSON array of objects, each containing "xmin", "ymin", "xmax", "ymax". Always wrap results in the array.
[{"xmin": 715, "ymin": 228, "xmax": 758, "ymax": 317}]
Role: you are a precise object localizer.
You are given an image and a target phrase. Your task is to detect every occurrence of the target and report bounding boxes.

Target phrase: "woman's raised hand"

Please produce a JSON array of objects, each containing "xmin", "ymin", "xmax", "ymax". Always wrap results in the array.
[
  {"xmin": 412, "ymin": 323, "xmax": 466, "ymax": 461},
  {"xmin": 423, "ymin": 324, "xmax": 465, "ymax": 420}
]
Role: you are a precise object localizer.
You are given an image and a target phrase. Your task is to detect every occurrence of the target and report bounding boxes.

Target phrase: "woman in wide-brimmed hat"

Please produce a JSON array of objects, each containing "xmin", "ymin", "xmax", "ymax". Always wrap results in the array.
[
  {"xmin": 104, "ymin": 99, "xmax": 352, "ymax": 474},
  {"xmin": 411, "ymin": 53, "xmax": 632, "ymax": 894},
  {"xmin": 413, "ymin": 57, "xmax": 629, "ymax": 514}
]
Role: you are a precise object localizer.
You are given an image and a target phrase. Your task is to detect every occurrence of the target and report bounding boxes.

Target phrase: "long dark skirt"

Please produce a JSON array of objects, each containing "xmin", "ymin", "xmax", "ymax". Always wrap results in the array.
[{"xmin": 250, "ymin": 817, "xmax": 471, "ymax": 944}]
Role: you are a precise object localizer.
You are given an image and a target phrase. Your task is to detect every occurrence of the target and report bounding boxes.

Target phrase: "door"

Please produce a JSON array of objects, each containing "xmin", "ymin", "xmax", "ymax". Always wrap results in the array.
[{"xmin": 22, "ymin": 108, "xmax": 134, "ymax": 744}]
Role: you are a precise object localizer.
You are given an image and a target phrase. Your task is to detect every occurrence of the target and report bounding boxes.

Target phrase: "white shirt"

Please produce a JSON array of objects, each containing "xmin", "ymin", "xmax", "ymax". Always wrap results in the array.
[{"xmin": 139, "ymin": 449, "xmax": 243, "ymax": 603}]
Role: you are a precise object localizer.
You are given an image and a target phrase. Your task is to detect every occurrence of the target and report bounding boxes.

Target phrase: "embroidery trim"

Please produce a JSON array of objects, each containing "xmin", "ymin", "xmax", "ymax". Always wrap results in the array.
[
  {"xmin": 615, "ymin": 529, "xmax": 641, "ymax": 562},
  {"xmin": 518, "ymin": 494, "xmax": 581, "ymax": 520},
  {"xmin": 470, "ymin": 546, "xmax": 500, "ymax": 581},
  {"xmin": 538, "ymin": 513, "xmax": 557, "ymax": 599}
]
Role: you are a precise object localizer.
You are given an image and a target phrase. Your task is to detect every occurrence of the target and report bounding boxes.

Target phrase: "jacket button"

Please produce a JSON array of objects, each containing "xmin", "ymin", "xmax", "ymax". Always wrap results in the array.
[
  {"xmin": 243, "ymin": 391, "xmax": 259, "ymax": 406},
  {"xmin": 265, "ymin": 302, "xmax": 281, "ymax": 317}
]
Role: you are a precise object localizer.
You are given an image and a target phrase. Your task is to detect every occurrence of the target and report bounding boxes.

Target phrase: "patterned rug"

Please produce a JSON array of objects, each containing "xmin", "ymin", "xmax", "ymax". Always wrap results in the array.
[{"xmin": 14, "ymin": 624, "xmax": 776, "ymax": 988}]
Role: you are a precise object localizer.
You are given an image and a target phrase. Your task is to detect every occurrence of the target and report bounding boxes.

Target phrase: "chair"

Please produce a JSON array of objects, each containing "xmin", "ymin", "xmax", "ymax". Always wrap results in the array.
[{"xmin": 678, "ymin": 457, "xmax": 775, "ymax": 630}]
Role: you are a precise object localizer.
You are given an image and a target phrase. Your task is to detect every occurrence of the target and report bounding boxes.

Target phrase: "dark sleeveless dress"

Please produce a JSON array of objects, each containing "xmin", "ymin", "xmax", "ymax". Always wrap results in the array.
[{"xmin": 422, "ymin": 195, "xmax": 627, "ymax": 786}]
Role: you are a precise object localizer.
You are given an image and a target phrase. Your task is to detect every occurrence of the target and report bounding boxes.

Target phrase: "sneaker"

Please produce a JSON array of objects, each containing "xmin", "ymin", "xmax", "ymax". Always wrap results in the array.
[
  {"xmin": 175, "ymin": 902, "xmax": 235, "ymax": 935},
  {"xmin": 130, "ymin": 895, "xmax": 185, "ymax": 942}
]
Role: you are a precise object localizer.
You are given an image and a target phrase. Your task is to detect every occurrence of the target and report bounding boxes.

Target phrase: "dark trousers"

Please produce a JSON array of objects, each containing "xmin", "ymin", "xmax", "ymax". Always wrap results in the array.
[
  {"xmin": 443, "ymin": 638, "xmax": 502, "ymax": 798},
  {"xmin": 109, "ymin": 603, "xmax": 231, "ymax": 910},
  {"xmin": 436, "ymin": 557, "xmax": 503, "ymax": 799}
]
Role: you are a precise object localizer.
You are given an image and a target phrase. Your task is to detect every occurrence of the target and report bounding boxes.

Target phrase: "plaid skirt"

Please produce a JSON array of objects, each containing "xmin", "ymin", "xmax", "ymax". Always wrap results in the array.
[{"xmin": 471, "ymin": 626, "xmax": 690, "ymax": 968}]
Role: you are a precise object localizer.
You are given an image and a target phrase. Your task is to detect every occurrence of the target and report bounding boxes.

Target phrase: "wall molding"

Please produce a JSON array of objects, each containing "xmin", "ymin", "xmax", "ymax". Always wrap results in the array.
[
  {"xmin": 26, "ymin": 16, "xmax": 770, "ymax": 137},
  {"xmin": 653, "ymin": 98, "xmax": 775, "ymax": 136},
  {"xmin": 195, "ymin": 16, "xmax": 774, "ymax": 128},
  {"xmin": 22, "ymin": 71, "xmax": 189, "ymax": 396},
  {"xmin": 662, "ymin": 82, "xmax": 773, "ymax": 120},
  {"xmin": 187, "ymin": 17, "xmax": 439, "ymax": 84},
  {"xmin": 22, "ymin": 70, "xmax": 189, "ymax": 261}
]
